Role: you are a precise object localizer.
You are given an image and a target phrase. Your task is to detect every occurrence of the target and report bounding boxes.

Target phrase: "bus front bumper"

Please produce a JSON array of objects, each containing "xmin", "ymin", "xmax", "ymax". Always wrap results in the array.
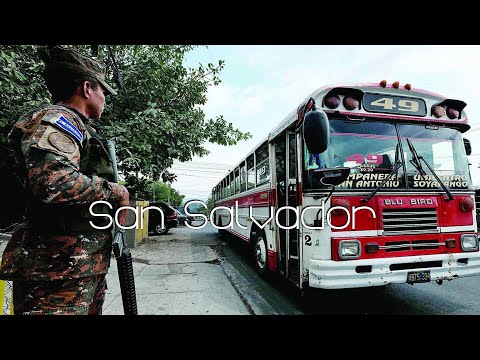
[{"xmin": 309, "ymin": 252, "xmax": 480, "ymax": 289}]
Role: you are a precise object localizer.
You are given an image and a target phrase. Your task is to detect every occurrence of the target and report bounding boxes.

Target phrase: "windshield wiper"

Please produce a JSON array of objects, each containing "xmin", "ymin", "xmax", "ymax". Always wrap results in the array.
[
  {"xmin": 406, "ymin": 138, "xmax": 454, "ymax": 201},
  {"xmin": 406, "ymin": 138, "xmax": 426, "ymax": 176},
  {"xmin": 361, "ymin": 160, "xmax": 403, "ymax": 203}
]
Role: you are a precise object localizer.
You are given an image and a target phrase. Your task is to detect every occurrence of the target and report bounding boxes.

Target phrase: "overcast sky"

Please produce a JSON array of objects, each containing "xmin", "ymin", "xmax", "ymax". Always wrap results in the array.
[{"xmin": 171, "ymin": 45, "xmax": 480, "ymax": 202}]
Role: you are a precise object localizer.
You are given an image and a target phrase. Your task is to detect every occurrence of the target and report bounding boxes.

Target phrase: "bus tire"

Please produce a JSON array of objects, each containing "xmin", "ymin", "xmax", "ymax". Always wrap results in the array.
[{"xmin": 253, "ymin": 230, "xmax": 270, "ymax": 276}]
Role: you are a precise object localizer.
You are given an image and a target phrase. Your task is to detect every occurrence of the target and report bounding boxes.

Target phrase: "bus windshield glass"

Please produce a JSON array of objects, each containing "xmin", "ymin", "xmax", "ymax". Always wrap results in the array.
[
  {"xmin": 398, "ymin": 124, "xmax": 471, "ymax": 191},
  {"xmin": 304, "ymin": 119, "xmax": 472, "ymax": 191}
]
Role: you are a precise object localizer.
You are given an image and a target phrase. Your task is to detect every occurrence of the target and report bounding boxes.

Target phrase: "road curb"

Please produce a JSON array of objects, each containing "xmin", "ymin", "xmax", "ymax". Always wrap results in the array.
[{"xmin": 219, "ymin": 260, "xmax": 279, "ymax": 315}]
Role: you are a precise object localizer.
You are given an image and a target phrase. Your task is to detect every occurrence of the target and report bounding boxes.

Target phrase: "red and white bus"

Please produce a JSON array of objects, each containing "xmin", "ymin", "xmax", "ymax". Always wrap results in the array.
[{"xmin": 211, "ymin": 80, "xmax": 480, "ymax": 291}]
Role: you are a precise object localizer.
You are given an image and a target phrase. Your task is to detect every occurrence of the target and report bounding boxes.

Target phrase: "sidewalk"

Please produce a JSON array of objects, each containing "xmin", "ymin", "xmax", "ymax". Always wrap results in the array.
[
  {"xmin": 1, "ymin": 225, "xmax": 251, "ymax": 315},
  {"xmin": 103, "ymin": 223, "xmax": 251, "ymax": 315}
]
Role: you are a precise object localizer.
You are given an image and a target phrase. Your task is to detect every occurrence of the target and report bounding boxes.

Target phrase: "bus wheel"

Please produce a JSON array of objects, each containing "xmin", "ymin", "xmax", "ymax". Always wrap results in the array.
[{"xmin": 253, "ymin": 231, "xmax": 270, "ymax": 276}]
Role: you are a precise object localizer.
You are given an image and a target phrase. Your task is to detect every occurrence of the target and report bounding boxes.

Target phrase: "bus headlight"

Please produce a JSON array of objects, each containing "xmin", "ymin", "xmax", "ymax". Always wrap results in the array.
[
  {"xmin": 338, "ymin": 240, "xmax": 361, "ymax": 260},
  {"xmin": 461, "ymin": 234, "xmax": 479, "ymax": 252}
]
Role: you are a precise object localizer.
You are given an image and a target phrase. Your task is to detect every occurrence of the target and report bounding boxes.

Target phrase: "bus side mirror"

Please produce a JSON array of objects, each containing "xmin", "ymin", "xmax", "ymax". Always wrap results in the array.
[
  {"xmin": 464, "ymin": 138, "xmax": 472, "ymax": 156},
  {"xmin": 313, "ymin": 167, "xmax": 351, "ymax": 186},
  {"xmin": 303, "ymin": 109, "xmax": 329, "ymax": 154}
]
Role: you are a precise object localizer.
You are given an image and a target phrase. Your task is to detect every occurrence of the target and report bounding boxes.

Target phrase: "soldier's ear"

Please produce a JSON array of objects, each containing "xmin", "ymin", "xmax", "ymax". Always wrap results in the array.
[{"xmin": 82, "ymin": 81, "xmax": 91, "ymax": 98}]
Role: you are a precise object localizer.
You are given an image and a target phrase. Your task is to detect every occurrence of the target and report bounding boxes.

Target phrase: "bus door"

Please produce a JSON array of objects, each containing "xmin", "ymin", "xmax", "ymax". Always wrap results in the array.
[{"xmin": 274, "ymin": 130, "xmax": 300, "ymax": 284}]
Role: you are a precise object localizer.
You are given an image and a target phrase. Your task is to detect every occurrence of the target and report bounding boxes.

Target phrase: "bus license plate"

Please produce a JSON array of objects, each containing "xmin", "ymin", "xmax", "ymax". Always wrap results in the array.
[{"xmin": 407, "ymin": 271, "xmax": 431, "ymax": 284}]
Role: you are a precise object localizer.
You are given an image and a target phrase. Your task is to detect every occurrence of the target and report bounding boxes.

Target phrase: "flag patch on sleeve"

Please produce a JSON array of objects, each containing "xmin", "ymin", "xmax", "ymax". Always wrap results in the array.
[{"xmin": 53, "ymin": 115, "xmax": 83, "ymax": 143}]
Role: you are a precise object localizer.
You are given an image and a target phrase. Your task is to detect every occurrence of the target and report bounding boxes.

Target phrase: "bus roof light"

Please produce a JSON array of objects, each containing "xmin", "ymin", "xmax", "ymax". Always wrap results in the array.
[
  {"xmin": 379, "ymin": 80, "xmax": 387, "ymax": 87},
  {"xmin": 433, "ymin": 105, "xmax": 446, "ymax": 118},
  {"xmin": 392, "ymin": 81, "xmax": 400, "ymax": 89},
  {"xmin": 343, "ymin": 96, "xmax": 359, "ymax": 110},
  {"xmin": 324, "ymin": 95, "xmax": 340, "ymax": 109},
  {"xmin": 404, "ymin": 83, "xmax": 412, "ymax": 90},
  {"xmin": 447, "ymin": 107, "xmax": 460, "ymax": 119}
]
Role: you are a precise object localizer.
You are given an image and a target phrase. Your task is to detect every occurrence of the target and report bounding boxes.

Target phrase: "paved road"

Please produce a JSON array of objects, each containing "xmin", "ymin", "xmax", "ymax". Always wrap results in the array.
[
  {"xmin": 4, "ymin": 224, "xmax": 480, "ymax": 315},
  {"xmin": 196, "ymin": 223, "xmax": 480, "ymax": 315}
]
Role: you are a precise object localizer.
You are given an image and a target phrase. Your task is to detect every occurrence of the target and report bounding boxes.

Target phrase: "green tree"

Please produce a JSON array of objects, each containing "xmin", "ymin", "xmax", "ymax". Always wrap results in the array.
[
  {"xmin": 205, "ymin": 196, "xmax": 215, "ymax": 214},
  {"xmin": 169, "ymin": 188, "xmax": 184, "ymax": 208},
  {"xmin": 190, "ymin": 196, "xmax": 214, "ymax": 216},
  {"xmin": 0, "ymin": 45, "xmax": 251, "ymax": 227},
  {"xmin": 0, "ymin": 46, "xmax": 51, "ymax": 228},
  {"xmin": 147, "ymin": 180, "xmax": 184, "ymax": 208},
  {"xmin": 97, "ymin": 45, "xmax": 251, "ymax": 193}
]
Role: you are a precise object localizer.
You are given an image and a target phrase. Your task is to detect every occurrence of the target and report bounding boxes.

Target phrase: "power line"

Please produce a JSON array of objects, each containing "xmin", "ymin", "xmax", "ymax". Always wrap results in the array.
[
  {"xmin": 178, "ymin": 163, "xmax": 232, "ymax": 169},
  {"xmin": 171, "ymin": 167, "xmax": 230, "ymax": 174},
  {"xmin": 172, "ymin": 161, "xmax": 233, "ymax": 167},
  {"xmin": 171, "ymin": 166, "xmax": 232, "ymax": 172},
  {"xmin": 176, "ymin": 185, "xmax": 218, "ymax": 189},
  {"xmin": 173, "ymin": 160, "xmax": 233, "ymax": 167},
  {"xmin": 174, "ymin": 173, "xmax": 225, "ymax": 180}
]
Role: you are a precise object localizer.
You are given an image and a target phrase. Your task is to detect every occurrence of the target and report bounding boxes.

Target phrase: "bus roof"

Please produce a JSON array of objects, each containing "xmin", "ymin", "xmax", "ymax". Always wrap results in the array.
[{"xmin": 269, "ymin": 81, "xmax": 468, "ymax": 140}]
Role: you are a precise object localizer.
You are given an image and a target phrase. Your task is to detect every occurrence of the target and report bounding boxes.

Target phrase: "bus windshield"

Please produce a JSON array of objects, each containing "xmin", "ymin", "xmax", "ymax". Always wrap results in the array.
[
  {"xmin": 304, "ymin": 119, "xmax": 472, "ymax": 191},
  {"xmin": 399, "ymin": 124, "xmax": 472, "ymax": 191}
]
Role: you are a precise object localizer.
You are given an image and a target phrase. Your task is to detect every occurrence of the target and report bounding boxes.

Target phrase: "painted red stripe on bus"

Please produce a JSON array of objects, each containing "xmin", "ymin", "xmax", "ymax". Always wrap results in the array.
[
  {"xmin": 216, "ymin": 189, "xmax": 270, "ymax": 208},
  {"xmin": 225, "ymin": 228, "xmax": 250, "ymax": 243}
]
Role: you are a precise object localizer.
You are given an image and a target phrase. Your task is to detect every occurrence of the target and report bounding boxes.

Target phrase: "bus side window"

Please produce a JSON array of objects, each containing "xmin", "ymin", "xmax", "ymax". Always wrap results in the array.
[
  {"xmin": 247, "ymin": 154, "xmax": 255, "ymax": 189},
  {"xmin": 256, "ymin": 142, "xmax": 270, "ymax": 185},
  {"xmin": 240, "ymin": 164, "xmax": 247, "ymax": 192}
]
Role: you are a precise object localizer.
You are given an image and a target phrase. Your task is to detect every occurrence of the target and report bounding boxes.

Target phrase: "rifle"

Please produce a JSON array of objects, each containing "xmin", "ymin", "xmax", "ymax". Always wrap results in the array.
[
  {"xmin": 91, "ymin": 45, "xmax": 137, "ymax": 314},
  {"xmin": 107, "ymin": 140, "xmax": 138, "ymax": 315}
]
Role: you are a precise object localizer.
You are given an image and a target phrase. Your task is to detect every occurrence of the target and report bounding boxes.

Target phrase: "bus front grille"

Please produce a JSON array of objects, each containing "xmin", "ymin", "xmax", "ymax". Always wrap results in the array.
[
  {"xmin": 382, "ymin": 240, "xmax": 440, "ymax": 252},
  {"xmin": 382, "ymin": 208, "xmax": 438, "ymax": 236}
]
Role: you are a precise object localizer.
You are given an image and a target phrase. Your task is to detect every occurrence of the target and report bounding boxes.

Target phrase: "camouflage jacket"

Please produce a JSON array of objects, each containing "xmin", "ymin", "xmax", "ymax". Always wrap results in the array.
[{"xmin": 0, "ymin": 104, "xmax": 127, "ymax": 281}]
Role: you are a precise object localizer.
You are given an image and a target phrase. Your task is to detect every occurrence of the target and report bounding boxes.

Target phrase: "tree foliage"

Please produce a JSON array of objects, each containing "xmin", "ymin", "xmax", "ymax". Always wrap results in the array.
[
  {"xmin": 0, "ymin": 46, "xmax": 51, "ymax": 228},
  {"xmin": 0, "ymin": 45, "xmax": 251, "ymax": 227},
  {"xmin": 206, "ymin": 196, "xmax": 215, "ymax": 215},
  {"xmin": 182, "ymin": 196, "xmax": 214, "ymax": 217},
  {"xmin": 98, "ymin": 45, "xmax": 251, "ymax": 192},
  {"xmin": 146, "ymin": 181, "xmax": 184, "ymax": 208}
]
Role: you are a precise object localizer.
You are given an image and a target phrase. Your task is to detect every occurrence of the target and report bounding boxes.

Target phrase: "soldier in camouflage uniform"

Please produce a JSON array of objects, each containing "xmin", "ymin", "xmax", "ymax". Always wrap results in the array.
[{"xmin": 0, "ymin": 46, "xmax": 130, "ymax": 315}]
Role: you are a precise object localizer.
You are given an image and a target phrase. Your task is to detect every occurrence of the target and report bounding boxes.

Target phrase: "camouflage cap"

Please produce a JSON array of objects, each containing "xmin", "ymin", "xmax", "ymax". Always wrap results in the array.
[{"xmin": 38, "ymin": 45, "xmax": 117, "ymax": 95}]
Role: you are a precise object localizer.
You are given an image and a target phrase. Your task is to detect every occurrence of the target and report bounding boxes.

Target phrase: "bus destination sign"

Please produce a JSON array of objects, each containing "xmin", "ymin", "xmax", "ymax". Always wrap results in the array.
[{"xmin": 363, "ymin": 93, "xmax": 427, "ymax": 117}]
